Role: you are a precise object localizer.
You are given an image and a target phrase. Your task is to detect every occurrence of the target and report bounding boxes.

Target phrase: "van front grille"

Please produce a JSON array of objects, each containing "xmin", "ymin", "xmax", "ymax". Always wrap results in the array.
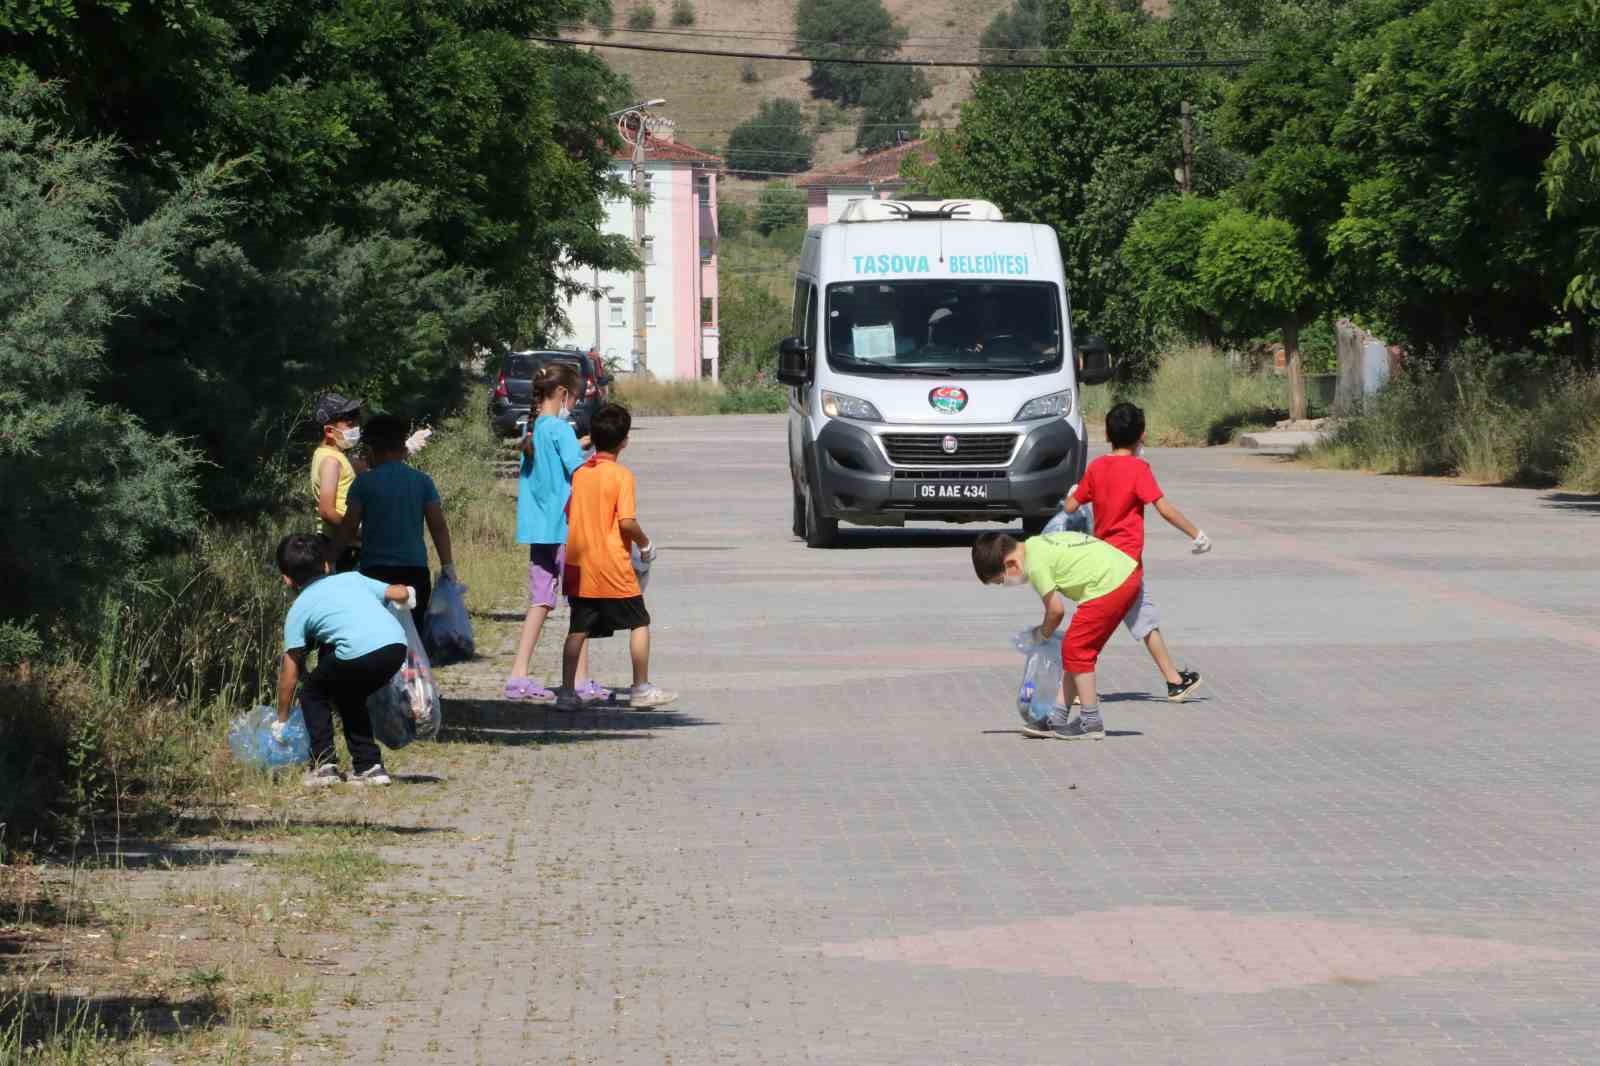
[{"xmin": 881, "ymin": 433, "xmax": 1017, "ymax": 466}]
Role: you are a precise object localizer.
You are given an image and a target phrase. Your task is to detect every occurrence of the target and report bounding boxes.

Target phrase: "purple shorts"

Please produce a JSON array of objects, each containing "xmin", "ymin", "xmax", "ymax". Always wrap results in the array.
[{"xmin": 528, "ymin": 544, "xmax": 565, "ymax": 609}]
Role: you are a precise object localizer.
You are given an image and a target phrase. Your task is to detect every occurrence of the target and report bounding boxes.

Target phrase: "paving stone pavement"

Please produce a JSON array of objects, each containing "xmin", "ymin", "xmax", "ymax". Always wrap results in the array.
[{"xmin": 310, "ymin": 415, "xmax": 1600, "ymax": 1065}]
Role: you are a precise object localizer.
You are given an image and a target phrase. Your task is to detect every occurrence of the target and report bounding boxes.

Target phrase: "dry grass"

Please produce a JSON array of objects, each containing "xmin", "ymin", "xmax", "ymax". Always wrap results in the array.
[{"xmin": 567, "ymin": 0, "xmax": 1008, "ymax": 173}]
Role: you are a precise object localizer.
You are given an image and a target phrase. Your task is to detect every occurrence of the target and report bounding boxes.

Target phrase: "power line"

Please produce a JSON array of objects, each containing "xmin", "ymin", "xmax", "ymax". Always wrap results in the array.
[
  {"xmin": 564, "ymin": 24, "xmax": 1261, "ymax": 59},
  {"xmin": 533, "ymin": 36, "xmax": 1255, "ymax": 71}
]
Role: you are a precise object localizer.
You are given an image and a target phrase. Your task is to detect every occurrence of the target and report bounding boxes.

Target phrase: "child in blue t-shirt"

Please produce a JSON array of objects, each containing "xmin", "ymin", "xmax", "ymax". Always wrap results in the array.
[
  {"xmin": 331, "ymin": 414, "xmax": 454, "ymax": 634},
  {"xmin": 504, "ymin": 363, "xmax": 602, "ymax": 702},
  {"xmin": 274, "ymin": 534, "xmax": 415, "ymax": 787}
]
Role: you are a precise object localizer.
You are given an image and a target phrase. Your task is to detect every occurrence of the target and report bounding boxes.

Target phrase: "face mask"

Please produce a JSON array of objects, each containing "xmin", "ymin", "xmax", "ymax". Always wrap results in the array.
[
  {"xmin": 1001, "ymin": 573, "xmax": 1028, "ymax": 587},
  {"xmin": 338, "ymin": 427, "xmax": 361, "ymax": 449}
]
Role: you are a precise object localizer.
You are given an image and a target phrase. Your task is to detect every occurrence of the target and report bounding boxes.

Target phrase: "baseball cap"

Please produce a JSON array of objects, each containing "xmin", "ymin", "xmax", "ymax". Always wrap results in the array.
[{"xmin": 314, "ymin": 393, "xmax": 363, "ymax": 426}]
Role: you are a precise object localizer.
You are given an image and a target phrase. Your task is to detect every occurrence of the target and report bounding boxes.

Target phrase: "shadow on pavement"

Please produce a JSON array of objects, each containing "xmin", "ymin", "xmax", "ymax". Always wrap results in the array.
[
  {"xmin": 441, "ymin": 697, "xmax": 716, "ymax": 742},
  {"xmin": 1542, "ymin": 491, "xmax": 1600, "ymax": 514},
  {"xmin": 826, "ymin": 527, "xmax": 1028, "ymax": 551},
  {"xmin": 980, "ymin": 728, "xmax": 1145, "ymax": 738},
  {"xmin": 0, "ymin": 989, "xmax": 228, "ymax": 1044}
]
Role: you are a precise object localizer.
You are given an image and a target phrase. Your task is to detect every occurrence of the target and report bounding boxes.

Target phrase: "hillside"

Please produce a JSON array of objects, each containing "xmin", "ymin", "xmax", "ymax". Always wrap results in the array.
[{"xmin": 570, "ymin": 0, "xmax": 1014, "ymax": 192}]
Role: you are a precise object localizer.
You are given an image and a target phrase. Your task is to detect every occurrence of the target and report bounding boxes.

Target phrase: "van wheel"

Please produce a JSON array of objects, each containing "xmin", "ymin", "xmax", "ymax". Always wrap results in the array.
[
  {"xmin": 791, "ymin": 481, "xmax": 806, "ymax": 539},
  {"xmin": 1022, "ymin": 515, "xmax": 1051, "ymax": 536},
  {"xmin": 803, "ymin": 480, "xmax": 838, "ymax": 549}
]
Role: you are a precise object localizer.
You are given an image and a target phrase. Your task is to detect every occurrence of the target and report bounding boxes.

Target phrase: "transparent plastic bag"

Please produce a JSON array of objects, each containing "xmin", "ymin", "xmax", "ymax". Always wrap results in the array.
[
  {"xmin": 368, "ymin": 606, "xmax": 443, "ymax": 750},
  {"xmin": 1013, "ymin": 630, "xmax": 1063, "ymax": 727},
  {"xmin": 227, "ymin": 705, "xmax": 309, "ymax": 768},
  {"xmin": 1042, "ymin": 502, "xmax": 1093, "ymax": 536},
  {"xmin": 630, "ymin": 544, "xmax": 651, "ymax": 591},
  {"xmin": 425, "ymin": 574, "xmax": 474, "ymax": 664}
]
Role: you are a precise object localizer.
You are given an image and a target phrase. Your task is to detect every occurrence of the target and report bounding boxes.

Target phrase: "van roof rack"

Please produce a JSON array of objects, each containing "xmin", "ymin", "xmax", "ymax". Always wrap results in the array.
[{"xmin": 839, "ymin": 198, "xmax": 1005, "ymax": 223}]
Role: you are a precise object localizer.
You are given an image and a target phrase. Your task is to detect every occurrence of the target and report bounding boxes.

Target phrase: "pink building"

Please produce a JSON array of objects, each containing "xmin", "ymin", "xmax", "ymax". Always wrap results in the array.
[
  {"xmin": 557, "ymin": 124, "xmax": 722, "ymax": 381},
  {"xmin": 797, "ymin": 140, "xmax": 937, "ymax": 228}
]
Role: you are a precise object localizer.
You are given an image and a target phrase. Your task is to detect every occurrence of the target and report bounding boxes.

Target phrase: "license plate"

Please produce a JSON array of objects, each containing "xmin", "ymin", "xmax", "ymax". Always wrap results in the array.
[{"xmin": 918, "ymin": 482, "xmax": 990, "ymax": 501}]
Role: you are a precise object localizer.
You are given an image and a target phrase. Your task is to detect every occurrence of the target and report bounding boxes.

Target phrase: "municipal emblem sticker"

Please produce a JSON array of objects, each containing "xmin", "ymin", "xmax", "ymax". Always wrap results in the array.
[{"xmin": 929, "ymin": 386, "xmax": 968, "ymax": 414}]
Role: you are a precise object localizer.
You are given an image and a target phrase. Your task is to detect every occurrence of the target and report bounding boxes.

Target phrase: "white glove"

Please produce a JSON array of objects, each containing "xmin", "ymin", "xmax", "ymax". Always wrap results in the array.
[
  {"xmin": 404, "ymin": 585, "xmax": 418, "ymax": 611},
  {"xmin": 270, "ymin": 718, "xmax": 289, "ymax": 742},
  {"xmin": 405, "ymin": 428, "xmax": 433, "ymax": 455},
  {"xmin": 1192, "ymin": 530, "xmax": 1212, "ymax": 555},
  {"xmin": 638, "ymin": 541, "xmax": 658, "ymax": 564},
  {"xmin": 441, "ymin": 564, "xmax": 458, "ymax": 583}
]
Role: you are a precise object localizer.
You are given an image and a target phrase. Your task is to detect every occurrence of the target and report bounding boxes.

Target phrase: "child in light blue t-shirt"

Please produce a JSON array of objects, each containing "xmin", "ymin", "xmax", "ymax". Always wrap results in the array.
[
  {"xmin": 504, "ymin": 363, "xmax": 602, "ymax": 702},
  {"xmin": 273, "ymin": 534, "xmax": 414, "ymax": 787}
]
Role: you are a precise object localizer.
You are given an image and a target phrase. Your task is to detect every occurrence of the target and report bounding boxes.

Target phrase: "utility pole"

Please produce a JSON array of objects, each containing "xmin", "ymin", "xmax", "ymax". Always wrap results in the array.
[
  {"xmin": 631, "ymin": 121, "xmax": 648, "ymax": 376},
  {"xmin": 1179, "ymin": 101, "xmax": 1195, "ymax": 195},
  {"xmin": 608, "ymin": 98, "xmax": 665, "ymax": 375},
  {"xmin": 592, "ymin": 266, "xmax": 602, "ymax": 353}
]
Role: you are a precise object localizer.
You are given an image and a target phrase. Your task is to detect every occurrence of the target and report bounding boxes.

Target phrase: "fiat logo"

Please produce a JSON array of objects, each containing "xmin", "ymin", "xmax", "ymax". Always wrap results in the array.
[{"xmin": 941, "ymin": 435, "xmax": 959, "ymax": 455}]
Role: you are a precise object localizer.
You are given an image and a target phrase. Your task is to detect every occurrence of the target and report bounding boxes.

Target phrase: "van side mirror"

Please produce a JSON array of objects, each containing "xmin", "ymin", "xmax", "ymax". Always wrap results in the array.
[
  {"xmin": 776, "ymin": 336, "xmax": 811, "ymax": 387},
  {"xmin": 1075, "ymin": 335, "xmax": 1115, "ymax": 387}
]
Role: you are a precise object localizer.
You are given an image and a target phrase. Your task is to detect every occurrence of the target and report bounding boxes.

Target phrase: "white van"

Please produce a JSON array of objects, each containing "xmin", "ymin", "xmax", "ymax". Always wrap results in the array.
[{"xmin": 776, "ymin": 199, "xmax": 1113, "ymax": 547}]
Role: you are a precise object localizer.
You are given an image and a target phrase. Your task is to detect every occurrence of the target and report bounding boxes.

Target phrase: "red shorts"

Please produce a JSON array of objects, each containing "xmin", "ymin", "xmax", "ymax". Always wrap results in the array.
[{"xmin": 1060, "ymin": 568, "xmax": 1144, "ymax": 673}]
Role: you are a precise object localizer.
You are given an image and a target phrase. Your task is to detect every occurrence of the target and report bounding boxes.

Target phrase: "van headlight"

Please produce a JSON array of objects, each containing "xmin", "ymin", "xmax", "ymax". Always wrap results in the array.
[
  {"xmin": 822, "ymin": 390, "xmax": 883, "ymax": 422},
  {"xmin": 1014, "ymin": 390, "xmax": 1073, "ymax": 421}
]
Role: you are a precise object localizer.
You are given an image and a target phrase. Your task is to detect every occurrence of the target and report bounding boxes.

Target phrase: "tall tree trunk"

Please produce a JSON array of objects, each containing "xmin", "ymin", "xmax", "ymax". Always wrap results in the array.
[{"xmin": 1284, "ymin": 314, "xmax": 1306, "ymax": 421}]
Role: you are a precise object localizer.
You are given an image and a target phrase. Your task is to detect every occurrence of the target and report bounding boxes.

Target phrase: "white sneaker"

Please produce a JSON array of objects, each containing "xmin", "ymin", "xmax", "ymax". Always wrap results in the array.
[
  {"xmin": 350, "ymin": 765, "xmax": 392, "ymax": 786},
  {"xmin": 302, "ymin": 764, "xmax": 344, "ymax": 788},
  {"xmin": 629, "ymin": 683, "xmax": 678, "ymax": 709}
]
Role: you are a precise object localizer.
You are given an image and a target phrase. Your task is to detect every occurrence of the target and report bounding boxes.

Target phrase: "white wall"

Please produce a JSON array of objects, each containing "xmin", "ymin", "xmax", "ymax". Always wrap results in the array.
[{"xmin": 555, "ymin": 164, "xmax": 681, "ymax": 378}]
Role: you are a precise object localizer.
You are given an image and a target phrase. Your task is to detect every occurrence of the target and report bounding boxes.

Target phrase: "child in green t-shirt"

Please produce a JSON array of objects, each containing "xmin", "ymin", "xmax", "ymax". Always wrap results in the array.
[{"xmin": 972, "ymin": 530, "xmax": 1143, "ymax": 740}]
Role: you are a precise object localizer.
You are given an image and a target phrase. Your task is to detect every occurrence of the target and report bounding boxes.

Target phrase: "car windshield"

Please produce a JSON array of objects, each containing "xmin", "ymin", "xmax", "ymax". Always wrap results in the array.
[
  {"xmin": 824, "ymin": 281, "xmax": 1062, "ymax": 376},
  {"xmin": 506, "ymin": 354, "xmax": 537, "ymax": 378}
]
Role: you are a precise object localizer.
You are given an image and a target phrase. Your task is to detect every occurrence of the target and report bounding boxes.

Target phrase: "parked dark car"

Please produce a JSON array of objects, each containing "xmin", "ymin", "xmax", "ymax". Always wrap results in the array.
[{"xmin": 489, "ymin": 349, "xmax": 608, "ymax": 440}]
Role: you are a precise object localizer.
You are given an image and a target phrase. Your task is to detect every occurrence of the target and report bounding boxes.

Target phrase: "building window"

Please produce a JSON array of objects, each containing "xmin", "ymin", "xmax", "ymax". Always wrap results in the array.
[
  {"xmin": 699, "ymin": 239, "xmax": 713, "ymax": 263},
  {"xmin": 641, "ymin": 237, "xmax": 655, "ymax": 265},
  {"xmin": 645, "ymin": 297, "xmax": 656, "ymax": 327},
  {"xmin": 609, "ymin": 298, "xmax": 625, "ymax": 327},
  {"xmin": 701, "ymin": 298, "xmax": 714, "ymax": 326}
]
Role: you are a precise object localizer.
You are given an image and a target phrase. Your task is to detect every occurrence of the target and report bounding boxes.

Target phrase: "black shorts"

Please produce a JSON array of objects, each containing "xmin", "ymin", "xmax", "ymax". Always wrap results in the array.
[{"xmin": 568, "ymin": 595, "xmax": 650, "ymax": 638}]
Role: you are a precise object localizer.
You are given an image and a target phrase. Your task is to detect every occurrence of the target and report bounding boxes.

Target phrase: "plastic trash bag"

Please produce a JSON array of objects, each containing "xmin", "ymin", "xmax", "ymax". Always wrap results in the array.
[
  {"xmin": 228, "ymin": 705, "xmax": 310, "ymax": 768},
  {"xmin": 425, "ymin": 574, "xmax": 474, "ymax": 664},
  {"xmin": 1012, "ymin": 630, "xmax": 1063, "ymax": 727},
  {"xmin": 1042, "ymin": 502, "xmax": 1093, "ymax": 536},
  {"xmin": 368, "ymin": 606, "xmax": 443, "ymax": 750},
  {"xmin": 630, "ymin": 543, "xmax": 651, "ymax": 591}
]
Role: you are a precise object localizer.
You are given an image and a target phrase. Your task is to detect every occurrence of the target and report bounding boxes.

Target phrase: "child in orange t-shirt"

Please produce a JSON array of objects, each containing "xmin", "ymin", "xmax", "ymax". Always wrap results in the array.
[{"xmin": 559, "ymin": 404, "xmax": 677, "ymax": 709}]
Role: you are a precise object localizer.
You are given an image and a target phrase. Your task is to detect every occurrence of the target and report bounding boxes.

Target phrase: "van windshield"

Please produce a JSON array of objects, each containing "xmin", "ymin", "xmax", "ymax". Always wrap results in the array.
[{"xmin": 824, "ymin": 280, "xmax": 1062, "ymax": 376}]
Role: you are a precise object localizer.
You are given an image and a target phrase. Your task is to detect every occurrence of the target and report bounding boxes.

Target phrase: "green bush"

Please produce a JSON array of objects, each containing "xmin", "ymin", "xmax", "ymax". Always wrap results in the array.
[
  {"xmin": 1304, "ymin": 355, "xmax": 1600, "ymax": 487},
  {"xmin": 626, "ymin": 4, "xmax": 656, "ymax": 29},
  {"xmin": 717, "ymin": 199, "xmax": 749, "ymax": 240},
  {"xmin": 670, "ymin": 0, "xmax": 695, "ymax": 26},
  {"xmin": 755, "ymin": 182, "xmax": 807, "ymax": 236}
]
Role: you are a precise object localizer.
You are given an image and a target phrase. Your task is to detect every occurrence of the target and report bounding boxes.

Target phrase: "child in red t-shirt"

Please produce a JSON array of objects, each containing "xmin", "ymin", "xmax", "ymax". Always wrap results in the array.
[{"xmin": 1064, "ymin": 402, "xmax": 1212, "ymax": 701}]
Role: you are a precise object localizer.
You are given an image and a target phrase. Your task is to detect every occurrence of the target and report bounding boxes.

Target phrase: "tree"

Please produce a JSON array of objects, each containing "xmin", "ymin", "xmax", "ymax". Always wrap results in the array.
[
  {"xmin": 717, "ymin": 278, "xmax": 789, "ymax": 386},
  {"xmin": 1525, "ymin": 0, "xmax": 1600, "ymax": 326},
  {"xmin": 854, "ymin": 68, "xmax": 930, "ymax": 152},
  {"xmin": 920, "ymin": 0, "xmax": 1231, "ymax": 366},
  {"xmin": 1197, "ymin": 208, "xmax": 1314, "ymax": 416},
  {"xmin": 1326, "ymin": 0, "xmax": 1584, "ymax": 359},
  {"xmin": 727, "ymin": 99, "xmax": 815, "ymax": 177},
  {"xmin": 755, "ymin": 183, "xmax": 807, "ymax": 237},
  {"xmin": 979, "ymin": 0, "xmax": 1065, "ymax": 60},
  {"xmin": 1, "ymin": 0, "xmax": 638, "ymax": 510},
  {"xmin": 1122, "ymin": 196, "xmax": 1231, "ymax": 347},
  {"xmin": 793, "ymin": 0, "xmax": 907, "ymax": 106},
  {"xmin": 0, "ymin": 82, "xmax": 223, "ymax": 632}
]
